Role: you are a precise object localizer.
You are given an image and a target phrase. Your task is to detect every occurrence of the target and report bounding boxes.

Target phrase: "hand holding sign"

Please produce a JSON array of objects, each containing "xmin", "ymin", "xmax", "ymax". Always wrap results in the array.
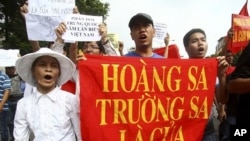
[
  {"xmin": 164, "ymin": 33, "xmax": 170, "ymax": 46},
  {"xmin": 55, "ymin": 22, "xmax": 67, "ymax": 39},
  {"xmin": 20, "ymin": 1, "xmax": 28, "ymax": 18}
]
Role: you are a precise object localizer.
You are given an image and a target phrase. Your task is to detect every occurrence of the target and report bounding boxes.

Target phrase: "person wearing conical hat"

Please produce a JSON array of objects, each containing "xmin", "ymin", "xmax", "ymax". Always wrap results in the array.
[{"xmin": 14, "ymin": 48, "xmax": 81, "ymax": 141}]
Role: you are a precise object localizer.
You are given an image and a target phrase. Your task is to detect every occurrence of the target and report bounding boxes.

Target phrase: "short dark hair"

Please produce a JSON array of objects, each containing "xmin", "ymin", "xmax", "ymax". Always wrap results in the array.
[
  {"xmin": 183, "ymin": 28, "xmax": 206, "ymax": 48},
  {"xmin": 5, "ymin": 66, "xmax": 15, "ymax": 71},
  {"xmin": 81, "ymin": 41, "xmax": 106, "ymax": 54},
  {"xmin": 96, "ymin": 41, "xmax": 106, "ymax": 54}
]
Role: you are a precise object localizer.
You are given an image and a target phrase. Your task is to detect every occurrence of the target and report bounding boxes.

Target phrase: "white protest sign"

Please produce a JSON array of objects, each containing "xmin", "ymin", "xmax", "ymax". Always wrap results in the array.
[
  {"xmin": 153, "ymin": 22, "xmax": 168, "ymax": 44},
  {"xmin": 0, "ymin": 49, "xmax": 20, "ymax": 67},
  {"xmin": 25, "ymin": 14, "xmax": 61, "ymax": 41},
  {"xmin": 62, "ymin": 14, "xmax": 103, "ymax": 41},
  {"xmin": 28, "ymin": 0, "xmax": 75, "ymax": 16}
]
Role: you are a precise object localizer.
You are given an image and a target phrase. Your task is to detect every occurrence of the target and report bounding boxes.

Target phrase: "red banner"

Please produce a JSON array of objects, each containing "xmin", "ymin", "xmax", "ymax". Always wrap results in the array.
[
  {"xmin": 153, "ymin": 44, "xmax": 181, "ymax": 59},
  {"xmin": 230, "ymin": 14, "xmax": 250, "ymax": 53},
  {"xmin": 239, "ymin": 0, "xmax": 249, "ymax": 16},
  {"xmin": 78, "ymin": 56, "xmax": 217, "ymax": 141},
  {"xmin": 227, "ymin": 0, "xmax": 249, "ymax": 54}
]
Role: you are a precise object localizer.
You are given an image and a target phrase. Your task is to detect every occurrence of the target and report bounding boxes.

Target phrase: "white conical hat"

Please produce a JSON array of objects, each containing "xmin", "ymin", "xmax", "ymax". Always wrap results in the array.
[{"xmin": 15, "ymin": 48, "xmax": 76, "ymax": 86}]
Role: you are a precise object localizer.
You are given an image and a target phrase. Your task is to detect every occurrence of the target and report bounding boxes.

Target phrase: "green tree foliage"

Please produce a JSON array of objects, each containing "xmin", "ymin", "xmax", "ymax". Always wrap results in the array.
[
  {"xmin": 0, "ymin": 0, "xmax": 109, "ymax": 55},
  {"xmin": 77, "ymin": 0, "xmax": 109, "ymax": 21},
  {"xmin": 0, "ymin": 0, "xmax": 28, "ymax": 55}
]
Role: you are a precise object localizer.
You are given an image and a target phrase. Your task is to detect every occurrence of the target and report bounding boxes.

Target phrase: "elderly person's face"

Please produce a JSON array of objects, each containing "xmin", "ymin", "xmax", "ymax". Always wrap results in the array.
[
  {"xmin": 32, "ymin": 56, "xmax": 60, "ymax": 94},
  {"xmin": 98, "ymin": 23, "xmax": 107, "ymax": 36}
]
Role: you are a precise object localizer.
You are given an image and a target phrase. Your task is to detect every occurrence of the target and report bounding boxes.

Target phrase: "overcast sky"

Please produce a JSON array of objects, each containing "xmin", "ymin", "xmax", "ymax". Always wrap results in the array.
[{"xmin": 101, "ymin": 0, "xmax": 248, "ymax": 58}]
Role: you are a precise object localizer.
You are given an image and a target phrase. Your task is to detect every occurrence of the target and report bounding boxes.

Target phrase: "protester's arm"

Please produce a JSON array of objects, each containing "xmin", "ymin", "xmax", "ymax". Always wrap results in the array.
[
  {"xmin": 68, "ymin": 42, "xmax": 78, "ymax": 64},
  {"xmin": 69, "ymin": 95, "xmax": 82, "ymax": 141},
  {"xmin": 217, "ymin": 74, "xmax": 227, "ymax": 104},
  {"xmin": 98, "ymin": 23, "xmax": 121, "ymax": 56},
  {"xmin": 118, "ymin": 41, "xmax": 124, "ymax": 56},
  {"xmin": 54, "ymin": 22, "xmax": 87, "ymax": 63},
  {"xmin": 52, "ymin": 6, "xmax": 80, "ymax": 62},
  {"xmin": 216, "ymin": 56, "xmax": 229, "ymax": 104},
  {"xmin": 29, "ymin": 41, "xmax": 40, "ymax": 52},
  {"xmin": 0, "ymin": 89, "xmax": 10, "ymax": 112},
  {"xmin": 163, "ymin": 33, "xmax": 170, "ymax": 58},
  {"xmin": 215, "ymin": 81, "xmax": 226, "ymax": 121},
  {"xmin": 20, "ymin": 1, "xmax": 41, "ymax": 52},
  {"xmin": 51, "ymin": 22, "xmax": 67, "ymax": 54},
  {"xmin": 20, "ymin": 1, "xmax": 28, "ymax": 18},
  {"xmin": 228, "ymin": 78, "xmax": 250, "ymax": 93},
  {"xmin": 213, "ymin": 96, "xmax": 219, "ymax": 112},
  {"xmin": 218, "ymin": 104, "xmax": 226, "ymax": 121},
  {"xmin": 14, "ymin": 99, "xmax": 30, "ymax": 141}
]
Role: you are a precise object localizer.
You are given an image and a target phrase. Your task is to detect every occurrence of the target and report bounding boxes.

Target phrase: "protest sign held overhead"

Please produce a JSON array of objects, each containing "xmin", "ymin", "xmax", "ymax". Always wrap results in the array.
[
  {"xmin": 153, "ymin": 22, "xmax": 168, "ymax": 46},
  {"xmin": 25, "ymin": 14, "xmax": 60, "ymax": 41},
  {"xmin": 25, "ymin": 0, "xmax": 75, "ymax": 41},
  {"xmin": 231, "ymin": 14, "xmax": 250, "ymax": 50},
  {"xmin": 28, "ymin": 0, "xmax": 75, "ymax": 16},
  {"xmin": 62, "ymin": 14, "xmax": 103, "ymax": 41},
  {"xmin": 227, "ymin": 0, "xmax": 249, "ymax": 54}
]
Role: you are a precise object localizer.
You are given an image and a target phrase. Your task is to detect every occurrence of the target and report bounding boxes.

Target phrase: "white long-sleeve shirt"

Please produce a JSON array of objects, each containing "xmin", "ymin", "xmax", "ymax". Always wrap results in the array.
[
  {"xmin": 103, "ymin": 40, "xmax": 121, "ymax": 56},
  {"xmin": 14, "ymin": 86, "xmax": 81, "ymax": 141}
]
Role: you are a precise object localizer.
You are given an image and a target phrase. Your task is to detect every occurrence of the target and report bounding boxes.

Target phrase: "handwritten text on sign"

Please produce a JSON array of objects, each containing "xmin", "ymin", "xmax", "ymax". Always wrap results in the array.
[{"xmin": 28, "ymin": 0, "xmax": 75, "ymax": 16}]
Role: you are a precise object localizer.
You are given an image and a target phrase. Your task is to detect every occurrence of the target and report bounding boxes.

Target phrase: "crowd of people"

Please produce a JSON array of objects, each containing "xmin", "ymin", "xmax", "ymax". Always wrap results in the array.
[{"xmin": 1, "ymin": 1, "xmax": 247, "ymax": 141}]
